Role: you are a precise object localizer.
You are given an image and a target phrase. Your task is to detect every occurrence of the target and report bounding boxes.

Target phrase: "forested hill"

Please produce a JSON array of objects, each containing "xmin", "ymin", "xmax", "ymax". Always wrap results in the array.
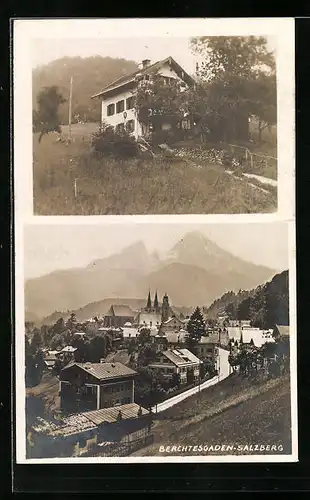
[
  {"xmin": 32, "ymin": 56, "xmax": 138, "ymax": 124},
  {"xmin": 207, "ymin": 270, "xmax": 289, "ymax": 328}
]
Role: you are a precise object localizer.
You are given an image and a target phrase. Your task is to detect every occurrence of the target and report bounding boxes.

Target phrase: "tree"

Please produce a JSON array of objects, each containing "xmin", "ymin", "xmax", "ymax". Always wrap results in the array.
[
  {"xmin": 31, "ymin": 329, "xmax": 43, "ymax": 354},
  {"xmin": 33, "ymin": 86, "xmax": 66, "ymax": 142},
  {"xmin": 190, "ymin": 36, "xmax": 276, "ymax": 142},
  {"xmin": 185, "ymin": 306, "xmax": 206, "ymax": 353},
  {"xmin": 135, "ymin": 74, "xmax": 188, "ymax": 143},
  {"xmin": 138, "ymin": 327, "xmax": 151, "ymax": 346},
  {"xmin": 89, "ymin": 335, "xmax": 107, "ymax": 362}
]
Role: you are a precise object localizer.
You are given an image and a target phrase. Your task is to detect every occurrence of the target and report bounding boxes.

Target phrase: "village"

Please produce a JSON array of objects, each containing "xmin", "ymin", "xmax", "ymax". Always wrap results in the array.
[{"xmin": 25, "ymin": 289, "xmax": 290, "ymax": 459}]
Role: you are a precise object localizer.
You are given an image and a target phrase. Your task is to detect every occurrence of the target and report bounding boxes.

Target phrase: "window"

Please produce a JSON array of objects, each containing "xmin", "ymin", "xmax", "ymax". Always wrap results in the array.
[
  {"xmin": 107, "ymin": 103, "xmax": 115, "ymax": 116},
  {"xmin": 86, "ymin": 386, "xmax": 96, "ymax": 397},
  {"xmin": 126, "ymin": 120, "xmax": 135, "ymax": 133},
  {"xmin": 122, "ymin": 397, "xmax": 131, "ymax": 404},
  {"xmin": 115, "ymin": 123, "xmax": 125, "ymax": 134},
  {"xmin": 116, "ymin": 100, "xmax": 125, "ymax": 113},
  {"xmin": 144, "ymin": 74, "xmax": 150, "ymax": 81},
  {"xmin": 126, "ymin": 97, "xmax": 134, "ymax": 110}
]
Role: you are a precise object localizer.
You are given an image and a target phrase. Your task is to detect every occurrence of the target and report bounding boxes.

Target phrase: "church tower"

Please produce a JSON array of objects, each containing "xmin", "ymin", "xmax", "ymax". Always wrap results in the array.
[
  {"xmin": 146, "ymin": 290, "xmax": 152, "ymax": 312},
  {"xmin": 161, "ymin": 293, "xmax": 170, "ymax": 323},
  {"xmin": 154, "ymin": 291, "xmax": 159, "ymax": 313}
]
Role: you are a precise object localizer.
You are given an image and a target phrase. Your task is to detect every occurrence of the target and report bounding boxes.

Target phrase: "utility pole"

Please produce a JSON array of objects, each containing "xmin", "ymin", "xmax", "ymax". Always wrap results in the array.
[{"xmin": 68, "ymin": 76, "xmax": 73, "ymax": 142}]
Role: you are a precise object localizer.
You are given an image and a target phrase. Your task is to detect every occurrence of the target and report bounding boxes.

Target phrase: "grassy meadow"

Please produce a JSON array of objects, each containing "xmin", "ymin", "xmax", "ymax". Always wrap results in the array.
[
  {"xmin": 33, "ymin": 123, "xmax": 277, "ymax": 215},
  {"xmin": 131, "ymin": 373, "xmax": 291, "ymax": 457}
]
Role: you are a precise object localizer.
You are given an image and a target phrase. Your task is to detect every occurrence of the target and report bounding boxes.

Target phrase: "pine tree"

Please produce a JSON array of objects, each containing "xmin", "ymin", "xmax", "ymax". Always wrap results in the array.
[{"xmin": 186, "ymin": 306, "xmax": 206, "ymax": 353}]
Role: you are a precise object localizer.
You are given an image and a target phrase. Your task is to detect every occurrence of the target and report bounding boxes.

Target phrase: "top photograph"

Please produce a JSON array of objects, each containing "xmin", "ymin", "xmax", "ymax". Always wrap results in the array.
[{"xmin": 31, "ymin": 31, "xmax": 279, "ymax": 215}]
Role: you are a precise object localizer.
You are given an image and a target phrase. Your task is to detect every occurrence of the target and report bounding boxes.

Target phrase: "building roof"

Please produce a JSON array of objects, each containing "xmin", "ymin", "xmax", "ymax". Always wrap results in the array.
[
  {"xmin": 60, "ymin": 345, "xmax": 77, "ymax": 353},
  {"xmin": 83, "ymin": 403, "xmax": 149, "ymax": 426},
  {"xmin": 106, "ymin": 305, "xmax": 135, "ymax": 318},
  {"xmin": 155, "ymin": 349, "xmax": 200, "ymax": 367},
  {"xmin": 32, "ymin": 414, "xmax": 97, "ymax": 438},
  {"xmin": 91, "ymin": 56, "xmax": 195, "ymax": 99},
  {"xmin": 163, "ymin": 316, "xmax": 183, "ymax": 325},
  {"xmin": 61, "ymin": 362, "xmax": 137, "ymax": 381},
  {"xmin": 228, "ymin": 326, "xmax": 274, "ymax": 348},
  {"xmin": 275, "ymin": 325, "xmax": 290, "ymax": 337},
  {"xmin": 177, "ymin": 348, "xmax": 202, "ymax": 364}
]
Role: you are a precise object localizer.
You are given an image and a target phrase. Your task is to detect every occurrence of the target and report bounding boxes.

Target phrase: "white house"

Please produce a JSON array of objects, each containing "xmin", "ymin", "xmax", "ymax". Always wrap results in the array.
[
  {"xmin": 148, "ymin": 348, "xmax": 201, "ymax": 385},
  {"xmin": 91, "ymin": 57, "xmax": 195, "ymax": 140}
]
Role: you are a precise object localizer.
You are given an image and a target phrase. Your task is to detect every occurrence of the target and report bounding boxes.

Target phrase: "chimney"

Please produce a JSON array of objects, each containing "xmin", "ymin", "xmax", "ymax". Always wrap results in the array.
[{"xmin": 142, "ymin": 59, "xmax": 151, "ymax": 69}]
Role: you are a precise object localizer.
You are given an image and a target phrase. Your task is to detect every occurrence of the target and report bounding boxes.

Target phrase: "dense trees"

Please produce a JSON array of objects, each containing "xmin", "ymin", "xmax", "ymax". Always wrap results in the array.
[
  {"xmin": 190, "ymin": 36, "xmax": 276, "ymax": 142},
  {"xmin": 207, "ymin": 271, "xmax": 289, "ymax": 329}
]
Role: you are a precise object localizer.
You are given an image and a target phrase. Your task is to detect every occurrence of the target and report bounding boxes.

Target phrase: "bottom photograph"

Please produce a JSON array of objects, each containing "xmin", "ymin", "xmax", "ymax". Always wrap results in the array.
[{"xmin": 19, "ymin": 221, "xmax": 296, "ymax": 462}]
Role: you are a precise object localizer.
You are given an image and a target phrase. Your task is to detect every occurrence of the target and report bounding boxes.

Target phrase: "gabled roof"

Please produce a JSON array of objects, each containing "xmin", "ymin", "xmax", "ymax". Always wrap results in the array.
[
  {"xmin": 60, "ymin": 345, "xmax": 77, "ymax": 353},
  {"xmin": 61, "ymin": 362, "xmax": 136, "ymax": 381},
  {"xmin": 83, "ymin": 403, "xmax": 149, "ymax": 426},
  {"xmin": 106, "ymin": 305, "xmax": 135, "ymax": 318},
  {"xmin": 177, "ymin": 348, "xmax": 202, "ymax": 364},
  {"xmin": 275, "ymin": 325, "xmax": 290, "ymax": 337},
  {"xmin": 91, "ymin": 56, "xmax": 195, "ymax": 99},
  {"xmin": 154, "ymin": 349, "xmax": 200, "ymax": 367}
]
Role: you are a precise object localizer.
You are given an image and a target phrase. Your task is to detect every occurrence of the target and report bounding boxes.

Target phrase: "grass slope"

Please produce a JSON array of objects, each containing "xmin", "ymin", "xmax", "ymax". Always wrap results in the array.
[
  {"xmin": 33, "ymin": 125, "xmax": 277, "ymax": 215},
  {"xmin": 131, "ymin": 374, "xmax": 291, "ymax": 456}
]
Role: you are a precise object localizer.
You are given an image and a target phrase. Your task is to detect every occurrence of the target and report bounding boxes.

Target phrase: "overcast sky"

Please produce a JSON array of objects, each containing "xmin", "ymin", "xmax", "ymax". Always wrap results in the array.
[
  {"xmin": 24, "ymin": 222, "xmax": 288, "ymax": 280},
  {"xmin": 32, "ymin": 36, "xmax": 276, "ymax": 75}
]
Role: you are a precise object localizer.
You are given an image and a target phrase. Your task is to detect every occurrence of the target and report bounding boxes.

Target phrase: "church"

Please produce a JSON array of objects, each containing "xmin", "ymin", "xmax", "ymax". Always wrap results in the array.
[{"xmin": 135, "ymin": 291, "xmax": 181, "ymax": 334}]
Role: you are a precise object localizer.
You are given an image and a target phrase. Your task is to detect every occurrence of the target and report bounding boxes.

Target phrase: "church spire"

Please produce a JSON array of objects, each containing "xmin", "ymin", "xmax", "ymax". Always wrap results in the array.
[
  {"xmin": 146, "ymin": 290, "xmax": 152, "ymax": 311},
  {"xmin": 154, "ymin": 290, "xmax": 159, "ymax": 311}
]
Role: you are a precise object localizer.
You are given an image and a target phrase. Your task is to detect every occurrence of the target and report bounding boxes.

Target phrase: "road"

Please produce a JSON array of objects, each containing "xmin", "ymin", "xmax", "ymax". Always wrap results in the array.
[{"xmin": 152, "ymin": 347, "xmax": 231, "ymax": 414}]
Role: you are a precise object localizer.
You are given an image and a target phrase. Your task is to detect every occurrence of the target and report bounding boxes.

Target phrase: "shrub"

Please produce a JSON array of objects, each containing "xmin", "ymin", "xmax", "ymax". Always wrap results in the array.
[{"xmin": 91, "ymin": 122, "xmax": 139, "ymax": 159}]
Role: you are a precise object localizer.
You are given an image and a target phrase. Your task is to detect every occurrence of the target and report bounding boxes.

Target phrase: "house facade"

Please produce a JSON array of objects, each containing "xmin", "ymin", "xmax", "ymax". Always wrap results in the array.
[
  {"xmin": 59, "ymin": 362, "xmax": 136, "ymax": 413},
  {"xmin": 148, "ymin": 348, "xmax": 201, "ymax": 385},
  {"xmin": 91, "ymin": 57, "xmax": 195, "ymax": 140}
]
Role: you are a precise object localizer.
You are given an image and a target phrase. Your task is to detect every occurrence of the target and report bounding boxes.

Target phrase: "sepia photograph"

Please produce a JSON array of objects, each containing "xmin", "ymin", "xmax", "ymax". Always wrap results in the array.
[
  {"xmin": 29, "ymin": 30, "xmax": 279, "ymax": 215},
  {"xmin": 19, "ymin": 221, "xmax": 296, "ymax": 461}
]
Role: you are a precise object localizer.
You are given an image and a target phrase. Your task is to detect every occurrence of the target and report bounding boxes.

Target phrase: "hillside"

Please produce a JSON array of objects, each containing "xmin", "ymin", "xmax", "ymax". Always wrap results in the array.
[
  {"xmin": 25, "ymin": 232, "xmax": 277, "ymax": 320},
  {"xmin": 207, "ymin": 270, "xmax": 289, "ymax": 328},
  {"xmin": 32, "ymin": 56, "xmax": 138, "ymax": 124},
  {"xmin": 131, "ymin": 374, "xmax": 291, "ymax": 456}
]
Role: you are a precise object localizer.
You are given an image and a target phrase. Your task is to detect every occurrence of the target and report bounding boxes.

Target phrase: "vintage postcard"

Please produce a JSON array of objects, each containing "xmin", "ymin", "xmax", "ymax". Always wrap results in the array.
[
  {"xmin": 14, "ymin": 18, "xmax": 294, "ymax": 217},
  {"xmin": 13, "ymin": 18, "xmax": 296, "ymax": 465},
  {"xmin": 16, "ymin": 219, "xmax": 297, "ymax": 463}
]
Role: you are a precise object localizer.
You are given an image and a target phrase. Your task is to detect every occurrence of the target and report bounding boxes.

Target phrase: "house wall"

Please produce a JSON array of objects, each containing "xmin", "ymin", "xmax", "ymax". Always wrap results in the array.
[
  {"xmin": 104, "ymin": 315, "xmax": 135, "ymax": 328},
  {"xmin": 99, "ymin": 378, "xmax": 134, "ymax": 408},
  {"xmin": 101, "ymin": 88, "xmax": 142, "ymax": 140},
  {"xmin": 100, "ymin": 63, "xmax": 184, "ymax": 139}
]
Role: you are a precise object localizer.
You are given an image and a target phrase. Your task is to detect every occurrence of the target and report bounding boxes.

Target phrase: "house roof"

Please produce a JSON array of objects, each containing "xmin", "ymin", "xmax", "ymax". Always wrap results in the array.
[
  {"xmin": 177, "ymin": 348, "xmax": 202, "ymax": 364},
  {"xmin": 83, "ymin": 403, "xmax": 149, "ymax": 426},
  {"xmin": 60, "ymin": 345, "xmax": 77, "ymax": 353},
  {"xmin": 275, "ymin": 325, "xmax": 290, "ymax": 337},
  {"xmin": 61, "ymin": 361, "xmax": 136, "ymax": 380},
  {"xmin": 106, "ymin": 305, "xmax": 135, "ymax": 318},
  {"xmin": 91, "ymin": 56, "xmax": 195, "ymax": 99},
  {"xmin": 32, "ymin": 414, "xmax": 97, "ymax": 438},
  {"xmin": 163, "ymin": 316, "xmax": 183, "ymax": 325},
  {"xmin": 157, "ymin": 349, "xmax": 200, "ymax": 367}
]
